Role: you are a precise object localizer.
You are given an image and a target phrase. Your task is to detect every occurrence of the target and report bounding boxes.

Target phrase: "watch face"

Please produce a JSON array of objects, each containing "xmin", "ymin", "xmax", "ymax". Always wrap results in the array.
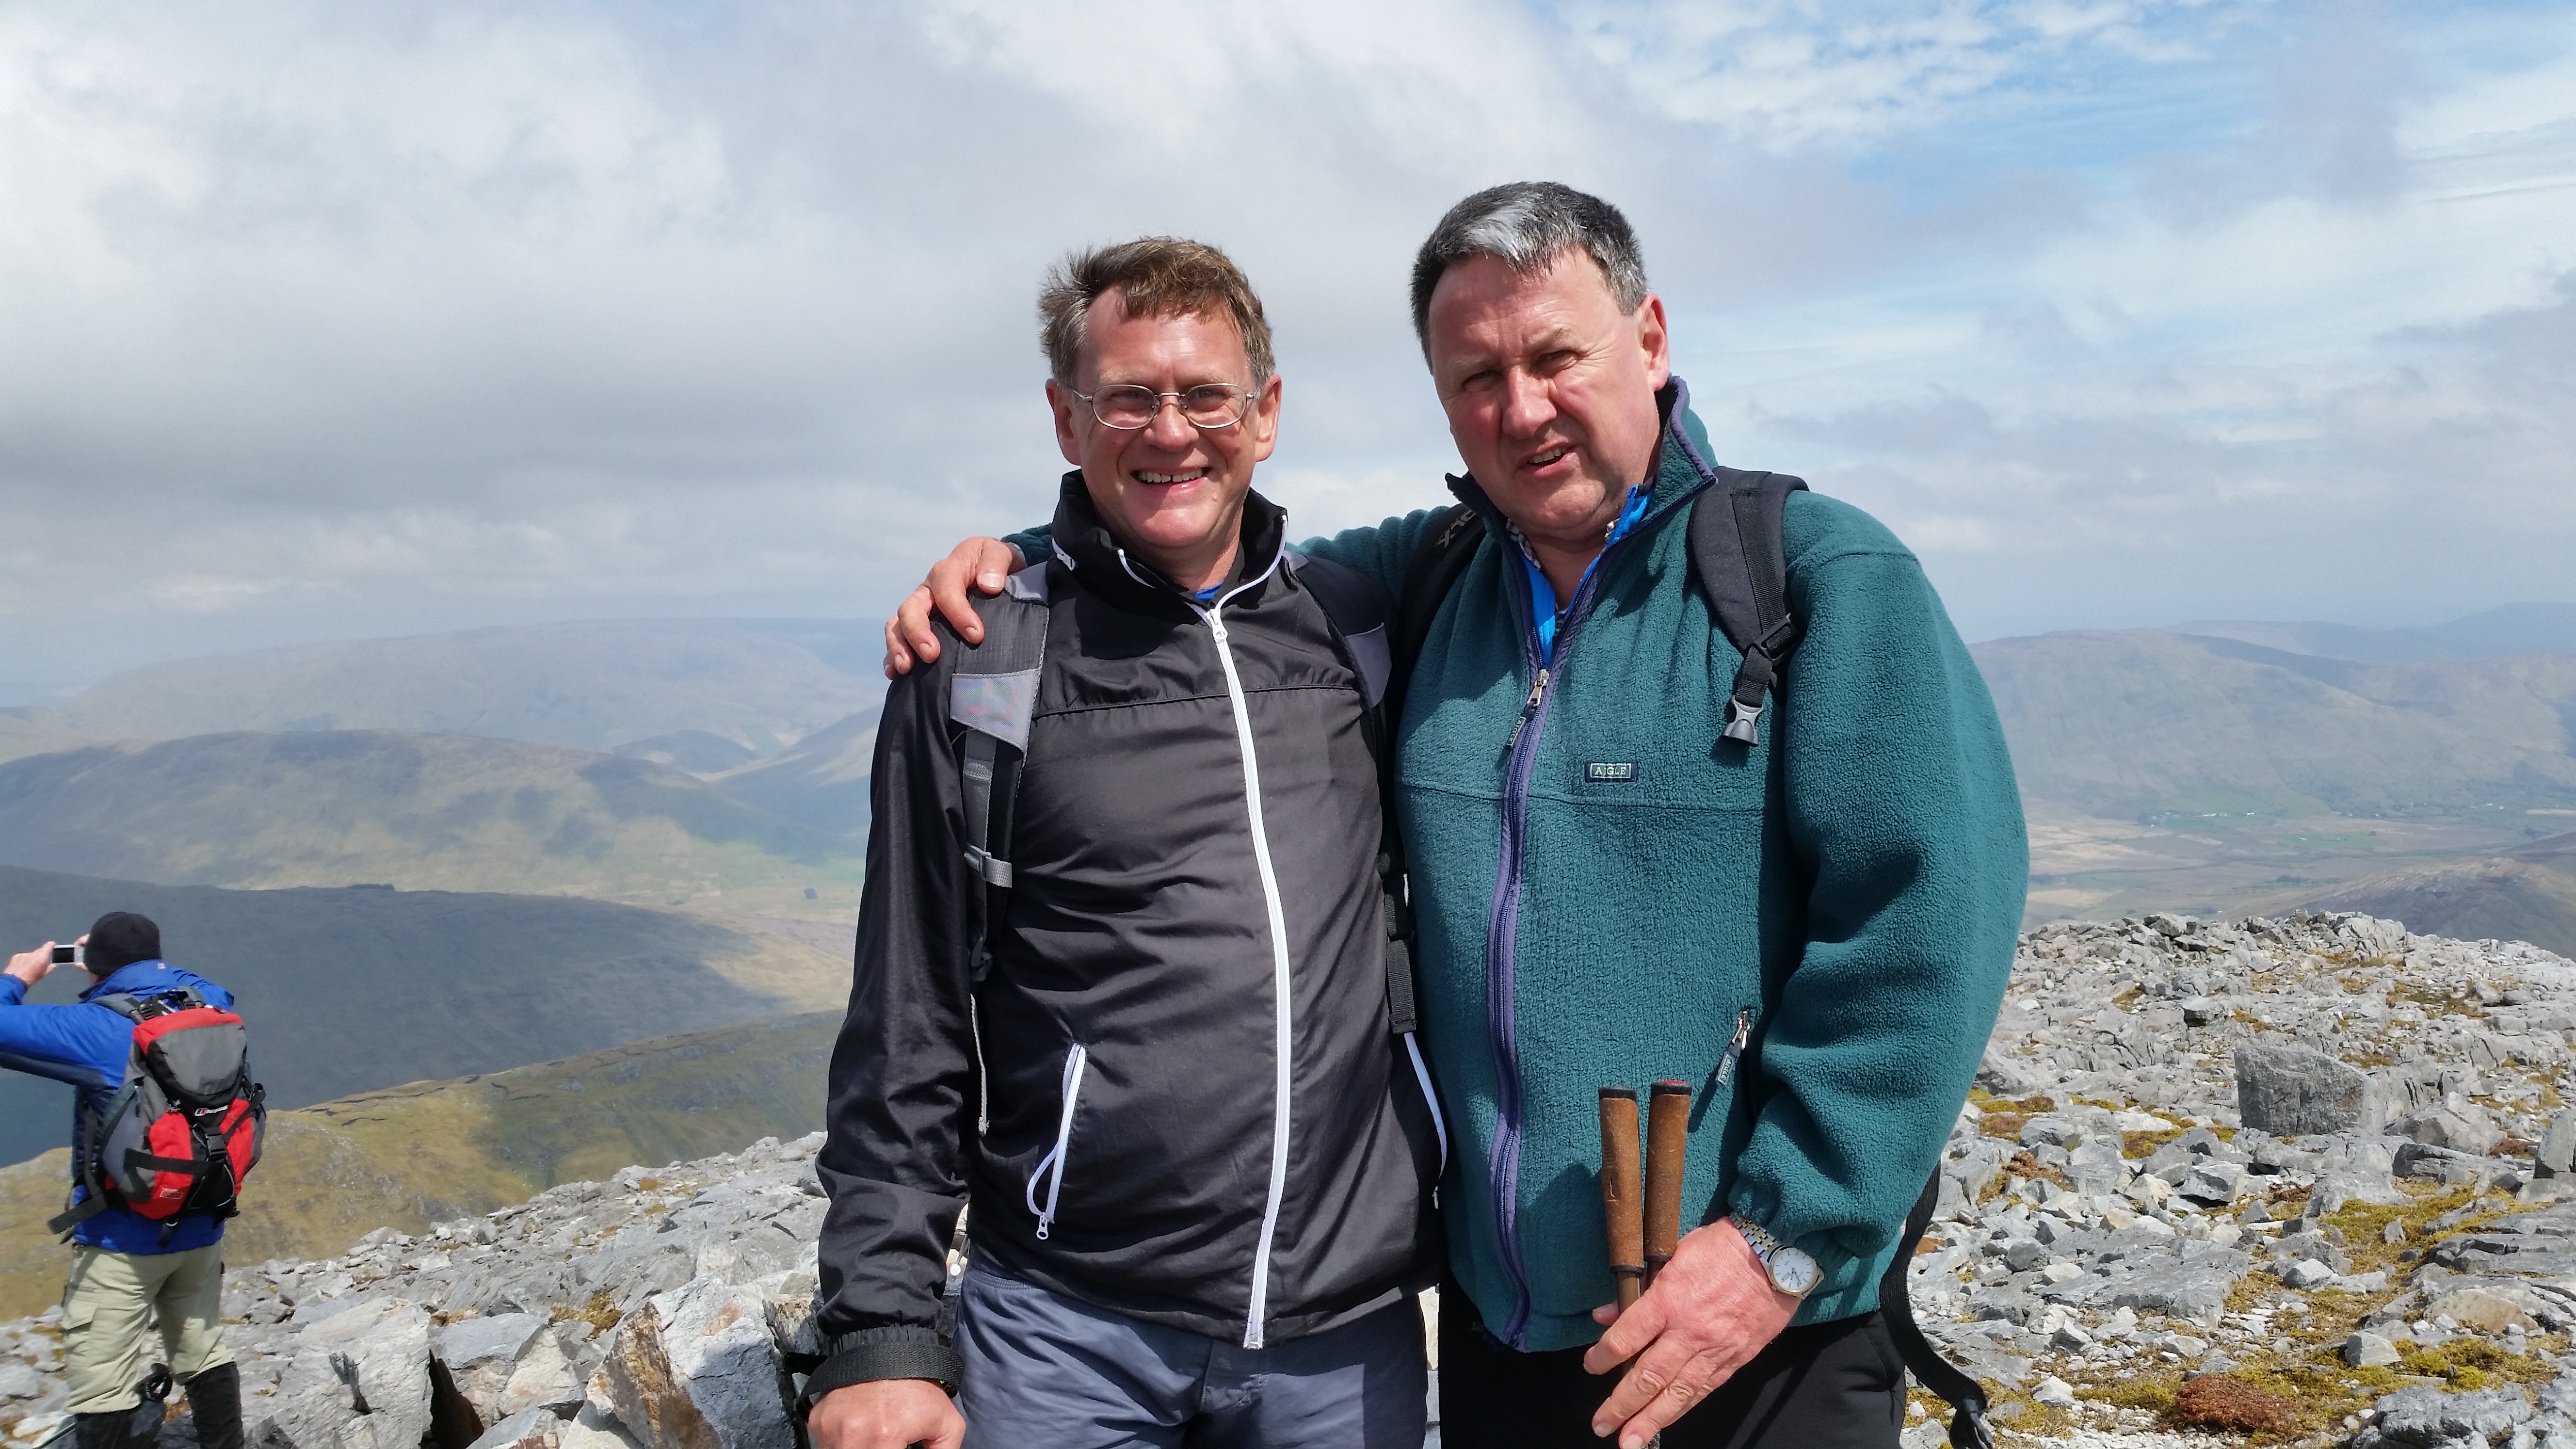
[{"xmin": 1770, "ymin": 1246, "xmax": 1821, "ymax": 1297}]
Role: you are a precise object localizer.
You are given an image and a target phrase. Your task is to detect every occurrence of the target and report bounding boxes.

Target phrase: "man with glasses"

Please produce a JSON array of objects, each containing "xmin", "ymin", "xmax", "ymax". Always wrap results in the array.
[
  {"xmin": 804, "ymin": 237, "xmax": 1442, "ymax": 1449},
  {"xmin": 889, "ymin": 186, "xmax": 2025, "ymax": 1449}
]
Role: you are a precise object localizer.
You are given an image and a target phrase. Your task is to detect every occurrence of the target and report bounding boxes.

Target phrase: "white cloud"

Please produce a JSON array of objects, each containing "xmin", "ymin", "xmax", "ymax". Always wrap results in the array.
[{"xmin": 0, "ymin": 0, "xmax": 2571, "ymax": 678}]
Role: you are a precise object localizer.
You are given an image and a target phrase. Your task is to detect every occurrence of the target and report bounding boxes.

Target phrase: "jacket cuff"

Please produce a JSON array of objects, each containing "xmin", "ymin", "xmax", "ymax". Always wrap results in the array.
[{"xmin": 799, "ymin": 1328, "xmax": 965, "ymax": 1410}]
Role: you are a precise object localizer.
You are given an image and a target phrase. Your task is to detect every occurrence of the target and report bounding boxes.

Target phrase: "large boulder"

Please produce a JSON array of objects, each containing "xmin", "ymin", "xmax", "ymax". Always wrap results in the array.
[
  {"xmin": 2537, "ymin": 1109, "xmax": 2576, "ymax": 1178},
  {"xmin": 435, "ymin": 1314, "xmax": 548, "ymax": 1424},
  {"xmin": 2234, "ymin": 1042, "xmax": 2367, "ymax": 1136},
  {"xmin": 600, "ymin": 1277, "xmax": 795, "ymax": 1449},
  {"xmin": 252, "ymin": 1299, "xmax": 434, "ymax": 1449},
  {"xmin": 2100, "ymin": 1265, "xmax": 2237, "ymax": 1329},
  {"xmin": 2397, "ymin": 1100, "xmax": 2507, "ymax": 1159},
  {"xmin": 467, "ymin": 1409, "xmax": 564, "ymax": 1449},
  {"xmin": 499, "ymin": 1326, "xmax": 602, "ymax": 1419},
  {"xmin": 2065, "ymin": 1140, "xmax": 2125, "ymax": 1198},
  {"xmin": 2363, "ymin": 1385, "xmax": 2531, "ymax": 1448}
]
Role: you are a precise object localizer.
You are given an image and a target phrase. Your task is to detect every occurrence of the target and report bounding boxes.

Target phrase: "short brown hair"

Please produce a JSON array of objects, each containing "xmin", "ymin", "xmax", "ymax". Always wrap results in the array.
[{"xmin": 1039, "ymin": 237, "xmax": 1275, "ymax": 387}]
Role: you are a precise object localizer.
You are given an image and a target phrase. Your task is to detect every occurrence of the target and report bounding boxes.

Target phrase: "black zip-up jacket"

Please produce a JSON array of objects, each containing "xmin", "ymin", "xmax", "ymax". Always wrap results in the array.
[{"xmin": 811, "ymin": 477, "xmax": 1443, "ymax": 1392}]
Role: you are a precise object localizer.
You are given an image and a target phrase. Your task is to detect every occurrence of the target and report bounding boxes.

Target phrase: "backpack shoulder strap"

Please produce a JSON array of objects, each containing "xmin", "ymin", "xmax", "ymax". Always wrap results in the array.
[
  {"xmin": 1880, "ymin": 1166, "xmax": 1997, "ymax": 1449},
  {"xmin": 90, "ymin": 993, "xmax": 148, "ymax": 1023},
  {"xmin": 92, "ymin": 987, "xmax": 204, "ymax": 1024},
  {"xmin": 1283, "ymin": 552, "xmax": 1392, "ymax": 707},
  {"xmin": 949, "ymin": 564, "xmax": 1053, "ymax": 983},
  {"xmin": 1685, "ymin": 469, "xmax": 1808, "ymax": 747}
]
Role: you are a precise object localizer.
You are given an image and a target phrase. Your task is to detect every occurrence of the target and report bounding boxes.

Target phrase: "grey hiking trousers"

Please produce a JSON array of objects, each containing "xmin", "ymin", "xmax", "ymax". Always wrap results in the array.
[{"xmin": 954, "ymin": 1259, "xmax": 1428, "ymax": 1449}]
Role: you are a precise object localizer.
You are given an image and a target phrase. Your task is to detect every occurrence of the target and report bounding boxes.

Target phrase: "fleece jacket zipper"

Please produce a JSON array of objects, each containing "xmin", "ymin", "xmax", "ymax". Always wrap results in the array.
[
  {"xmin": 1473, "ymin": 473, "xmax": 1715, "ymax": 1349},
  {"xmin": 1480, "ymin": 524, "xmax": 1609, "ymax": 1347}
]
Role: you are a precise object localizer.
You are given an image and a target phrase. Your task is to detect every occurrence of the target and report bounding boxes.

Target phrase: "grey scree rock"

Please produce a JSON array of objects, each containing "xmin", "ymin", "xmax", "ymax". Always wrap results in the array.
[
  {"xmin": 14, "ymin": 913, "xmax": 2576, "ymax": 1449},
  {"xmin": 2538, "ymin": 1110, "xmax": 2576, "ymax": 1178},
  {"xmin": 436, "ymin": 1313, "xmax": 548, "ymax": 1424},
  {"xmin": 2236, "ymin": 1041, "xmax": 2371, "ymax": 1136}
]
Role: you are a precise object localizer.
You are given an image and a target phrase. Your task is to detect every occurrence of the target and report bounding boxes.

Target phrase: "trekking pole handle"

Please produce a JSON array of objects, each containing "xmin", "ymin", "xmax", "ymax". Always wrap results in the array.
[
  {"xmin": 1597, "ymin": 1088, "xmax": 1645, "ymax": 1310},
  {"xmin": 1643, "ymin": 1081, "xmax": 1691, "ymax": 1288}
]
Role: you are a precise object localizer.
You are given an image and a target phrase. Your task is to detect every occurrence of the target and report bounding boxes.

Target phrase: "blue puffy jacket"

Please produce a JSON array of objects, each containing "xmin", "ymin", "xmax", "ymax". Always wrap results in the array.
[{"xmin": 0, "ymin": 959, "xmax": 237, "ymax": 1254}]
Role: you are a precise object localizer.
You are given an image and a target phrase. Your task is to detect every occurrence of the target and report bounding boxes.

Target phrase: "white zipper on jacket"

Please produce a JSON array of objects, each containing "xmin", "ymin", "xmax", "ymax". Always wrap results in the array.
[
  {"xmin": 1139, "ymin": 544, "xmax": 1301, "ymax": 1351},
  {"xmin": 970, "ymin": 998, "xmax": 990, "ymax": 1136},
  {"xmin": 1026, "ymin": 1043, "xmax": 1088, "ymax": 1240},
  {"xmin": 1404, "ymin": 1033, "xmax": 1449, "ymax": 1176}
]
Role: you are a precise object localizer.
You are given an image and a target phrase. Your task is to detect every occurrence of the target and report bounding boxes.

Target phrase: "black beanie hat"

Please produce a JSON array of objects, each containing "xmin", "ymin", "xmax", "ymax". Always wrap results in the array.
[{"xmin": 84, "ymin": 912, "xmax": 161, "ymax": 974}]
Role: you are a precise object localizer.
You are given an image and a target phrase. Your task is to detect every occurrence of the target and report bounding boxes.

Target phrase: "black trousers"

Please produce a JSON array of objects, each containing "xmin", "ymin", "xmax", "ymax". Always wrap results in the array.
[{"xmin": 1438, "ymin": 1293, "xmax": 1905, "ymax": 1449}]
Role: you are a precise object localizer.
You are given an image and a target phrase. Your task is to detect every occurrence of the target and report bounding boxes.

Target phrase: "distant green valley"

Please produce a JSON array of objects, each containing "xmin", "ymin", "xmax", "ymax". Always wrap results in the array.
[{"xmin": 0, "ymin": 867, "xmax": 845, "ymax": 1167}]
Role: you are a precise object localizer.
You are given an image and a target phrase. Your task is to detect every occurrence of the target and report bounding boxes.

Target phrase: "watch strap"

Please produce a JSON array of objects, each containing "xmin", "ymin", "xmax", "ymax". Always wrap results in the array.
[{"xmin": 1733, "ymin": 1217, "xmax": 1817, "ymax": 1297}]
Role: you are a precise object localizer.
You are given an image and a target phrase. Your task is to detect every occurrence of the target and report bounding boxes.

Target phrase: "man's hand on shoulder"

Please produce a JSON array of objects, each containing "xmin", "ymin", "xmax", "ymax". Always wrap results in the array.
[
  {"xmin": 5, "ymin": 945, "xmax": 58, "ymax": 987},
  {"xmin": 883, "ymin": 538, "xmax": 1026, "ymax": 677},
  {"xmin": 1581, "ymin": 1219, "xmax": 1799, "ymax": 1449},
  {"xmin": 806, "ymin": 1379, "xmax": 963, "ymax": 1449}
]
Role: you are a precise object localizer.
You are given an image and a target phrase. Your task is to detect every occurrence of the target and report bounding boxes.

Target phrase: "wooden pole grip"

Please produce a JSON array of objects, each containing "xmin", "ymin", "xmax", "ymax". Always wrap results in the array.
[
  {"xmin": 1598, "ymin": 1087, "xmax": 1645, "ymax": 1309},
  {"xmin": 1643, "ymin": 1080, "xmax": 1691, "ymax": 1287}
]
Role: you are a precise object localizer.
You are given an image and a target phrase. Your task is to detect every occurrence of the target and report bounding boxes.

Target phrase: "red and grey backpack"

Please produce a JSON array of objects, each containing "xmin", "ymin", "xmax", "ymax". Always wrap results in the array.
[{"xmin": 49, "ymin": 987, "xmax": 266, "ymax": 1241}]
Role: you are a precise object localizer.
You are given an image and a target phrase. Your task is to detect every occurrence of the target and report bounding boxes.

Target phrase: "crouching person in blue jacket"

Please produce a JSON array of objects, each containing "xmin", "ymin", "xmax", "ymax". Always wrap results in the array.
[{"xmin": 3, "ymin": 914, "xmax": 243, "ymax": 1449}]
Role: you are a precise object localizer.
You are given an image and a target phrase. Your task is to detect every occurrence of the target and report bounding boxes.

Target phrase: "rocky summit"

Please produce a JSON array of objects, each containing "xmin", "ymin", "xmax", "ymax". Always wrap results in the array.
[{"xmin": 7, "ymin": 912, "xmax": 2576, "ymax": 1448}]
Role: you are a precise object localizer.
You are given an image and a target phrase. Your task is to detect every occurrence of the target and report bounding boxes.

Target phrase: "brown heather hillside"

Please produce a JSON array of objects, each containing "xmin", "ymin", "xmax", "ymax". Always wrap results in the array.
[{"xmin": 0, "ymin": 1012, "xmax": 837, "ymax": 1319}]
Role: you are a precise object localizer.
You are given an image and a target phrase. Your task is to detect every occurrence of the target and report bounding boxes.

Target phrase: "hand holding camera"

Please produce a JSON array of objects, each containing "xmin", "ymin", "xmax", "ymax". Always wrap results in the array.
[{"xmin": 6, "ymin": 938, "xmax": 83, "ymax": 986}]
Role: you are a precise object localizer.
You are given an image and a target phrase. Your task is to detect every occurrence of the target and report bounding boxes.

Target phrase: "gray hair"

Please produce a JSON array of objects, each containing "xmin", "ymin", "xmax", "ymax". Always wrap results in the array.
[{"xmin": 1408, "ymin": 182, "xmax": 1650, "ymax": 353}]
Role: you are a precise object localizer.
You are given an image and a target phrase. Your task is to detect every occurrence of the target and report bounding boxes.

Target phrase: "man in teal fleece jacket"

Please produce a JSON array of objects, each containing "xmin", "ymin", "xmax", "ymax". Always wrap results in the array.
[{"xmin": 886, "ymin": 183, "xmax": 2026, "ymax": 1449}]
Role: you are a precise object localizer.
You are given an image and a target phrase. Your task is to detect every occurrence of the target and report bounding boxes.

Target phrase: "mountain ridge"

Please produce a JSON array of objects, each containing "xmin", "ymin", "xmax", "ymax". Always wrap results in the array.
[
  {"xmin": 0, "ymin": 730, "xmax": 863, "ymax": 909},
  {"xmin": 43, "ymin": 619, "xmax": 886, "ymax": 755}
]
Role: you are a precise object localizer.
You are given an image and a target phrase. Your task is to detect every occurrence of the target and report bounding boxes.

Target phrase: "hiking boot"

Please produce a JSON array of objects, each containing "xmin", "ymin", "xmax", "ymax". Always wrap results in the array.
[{"xmin": 184, "ymin": 1364, "xmax": 243, "ymax": 1449}]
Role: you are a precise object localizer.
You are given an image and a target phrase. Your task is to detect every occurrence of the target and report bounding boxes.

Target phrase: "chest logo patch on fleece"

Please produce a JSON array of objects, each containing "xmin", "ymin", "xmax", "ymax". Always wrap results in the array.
[{"xmin": 1584, "ymin": 761, "xmax": 1638, "ymax": 783}]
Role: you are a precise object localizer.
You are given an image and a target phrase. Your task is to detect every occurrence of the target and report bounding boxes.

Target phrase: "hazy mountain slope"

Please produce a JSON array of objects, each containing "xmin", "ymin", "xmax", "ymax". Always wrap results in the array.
[
  {"xmin": 0, "ymin": 731, "xmax": 862, "ymax": 904},
  {"xmin": 0, "ymin": 1011, "xmax": 836, "ymax": 1317},
  {"xmin": 710, "ymin": 707, "xmax": 878, "ymax": 839},
  {"xmin": 2260, "ymin": 830, "xmax": 2576, "ymax": 958},
  {"xmin": 1973, "ymin": 629, "xmax": 2576, "ymax": 820},
  {"xmin": 0, "ymin": 713, "xmax": 82, "ymax": 765},
  {"xmin": 613, "ymin": 730, "xmax": 762, "ymax": 773},
  {"xmin": 50, "ymin": 620, "xmax": 884, "ymax": 753},
  {"xmin": 2180, "ymin": 603, "xmax": 2576, "ymax": 663},
  {"xmin": 0, "ymin": 867, "xmax": 845, "ymax": 1167}
]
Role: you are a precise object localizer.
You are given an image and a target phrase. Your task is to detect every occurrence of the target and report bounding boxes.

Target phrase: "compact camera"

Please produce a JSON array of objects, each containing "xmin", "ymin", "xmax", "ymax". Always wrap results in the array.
[{"xmin": 48, "ymin": 943, "xmax": 82, "ymax": 968}]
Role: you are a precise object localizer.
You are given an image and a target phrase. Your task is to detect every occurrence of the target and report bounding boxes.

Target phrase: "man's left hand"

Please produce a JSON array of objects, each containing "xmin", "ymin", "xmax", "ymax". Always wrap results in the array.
[{"xmin": 1582, "ymin": 1220, "xmax": 1799, "ymax": 1449}]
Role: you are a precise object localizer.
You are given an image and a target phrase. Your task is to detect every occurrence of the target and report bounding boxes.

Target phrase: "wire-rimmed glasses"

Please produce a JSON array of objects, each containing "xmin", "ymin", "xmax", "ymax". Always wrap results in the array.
[{"xmin": 1070, "ymin": 383, "xmax": 1258, "ymax": 431}]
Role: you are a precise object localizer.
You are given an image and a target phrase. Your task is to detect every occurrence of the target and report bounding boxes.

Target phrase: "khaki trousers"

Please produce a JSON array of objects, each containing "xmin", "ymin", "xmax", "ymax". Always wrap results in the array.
[{"xmin": 61, "ymin": 1244, "xmax": 231, "ymax": 1416}]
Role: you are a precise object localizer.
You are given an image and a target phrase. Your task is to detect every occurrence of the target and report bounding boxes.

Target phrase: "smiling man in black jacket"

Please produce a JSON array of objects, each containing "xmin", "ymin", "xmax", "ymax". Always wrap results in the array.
[{"xmin": 803, "ymin": 238, "xmax": 1445, "ymax": 1449}]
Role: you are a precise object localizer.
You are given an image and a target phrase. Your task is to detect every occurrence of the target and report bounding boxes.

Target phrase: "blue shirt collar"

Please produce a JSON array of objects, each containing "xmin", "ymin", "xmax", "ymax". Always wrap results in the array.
[{"xmin": 1513, "ymin": 483, "xmax": 1654, "ymax": 660}]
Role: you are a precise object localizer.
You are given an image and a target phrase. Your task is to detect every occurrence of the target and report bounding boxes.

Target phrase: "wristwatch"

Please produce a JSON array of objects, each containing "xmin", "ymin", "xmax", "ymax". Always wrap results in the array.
[{"xmin": 1734, "ymin": 1218, "xmax": 1820, "ymax": 1298}]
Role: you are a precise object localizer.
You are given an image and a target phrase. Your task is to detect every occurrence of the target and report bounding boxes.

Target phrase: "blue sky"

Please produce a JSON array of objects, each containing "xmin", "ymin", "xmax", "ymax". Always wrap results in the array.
[{"xmin": 2, "ymin": 0, "xmax": 2572, "ymax": 685}]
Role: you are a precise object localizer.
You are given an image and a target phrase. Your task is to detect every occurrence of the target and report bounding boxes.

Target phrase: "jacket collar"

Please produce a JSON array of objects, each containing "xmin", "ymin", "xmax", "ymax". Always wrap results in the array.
[
  {"xmin": 80, "ymin": 960, "xmax": 179, "ymax": 1002},
  {"xmin": 1046, "ymin": 470, "xmax": 1290, "ymax": 616},
  {"xmin": 1446, "ymin": 376, "xmax": 1720, "ymax": 535}
]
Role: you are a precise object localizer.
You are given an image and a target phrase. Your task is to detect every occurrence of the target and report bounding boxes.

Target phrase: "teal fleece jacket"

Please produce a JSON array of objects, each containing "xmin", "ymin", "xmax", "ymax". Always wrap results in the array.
[{"xmin": 1004, "ymin": 385, "xmax": 2026, "ymax": 1351}]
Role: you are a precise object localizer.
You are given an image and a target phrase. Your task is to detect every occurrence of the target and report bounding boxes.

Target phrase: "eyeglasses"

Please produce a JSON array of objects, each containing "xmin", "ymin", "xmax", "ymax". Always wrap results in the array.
[{"xmin": 1070, "ymin": 383, "xmax": 1258, "ymax": 431}]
